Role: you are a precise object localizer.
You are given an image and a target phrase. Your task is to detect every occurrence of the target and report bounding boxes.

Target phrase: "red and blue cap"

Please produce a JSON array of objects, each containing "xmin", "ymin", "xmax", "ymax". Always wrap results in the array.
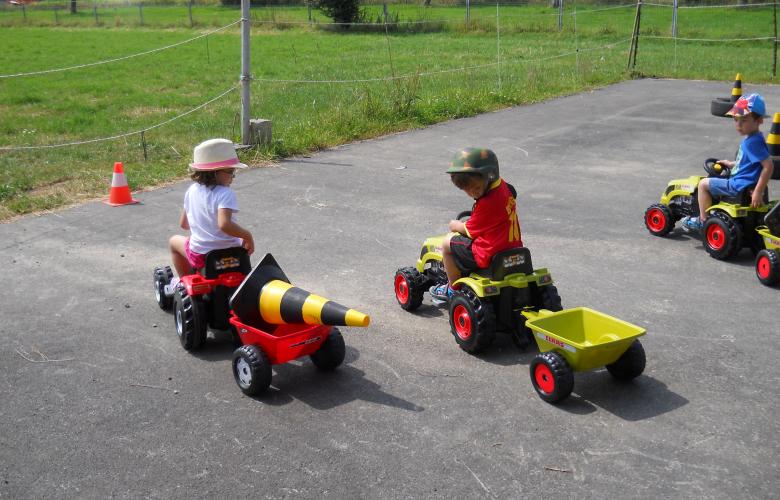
[{"xmin": 726, "ymin": 93, "xmax": 769, "ymax": 118}]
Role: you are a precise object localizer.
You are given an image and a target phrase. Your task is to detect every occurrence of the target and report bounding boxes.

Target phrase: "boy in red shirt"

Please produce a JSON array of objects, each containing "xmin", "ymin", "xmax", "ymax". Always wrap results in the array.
[{"xmin": 430, "ymin": 148, "xmax": 523, "ymax": 302}]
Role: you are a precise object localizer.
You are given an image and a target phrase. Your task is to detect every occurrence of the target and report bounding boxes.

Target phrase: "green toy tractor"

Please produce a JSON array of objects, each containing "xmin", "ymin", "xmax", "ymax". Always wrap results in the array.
[
  {"xmin": 755, "ymin": 201, "xmax": 780, "ymax": 286},
  {"xmin": 393, "ymin": 213, "xmax": 562, "ymax": 354},
  {"xmin": 645, "ymin": 158, "xmax": 772, "ymax": 260}
]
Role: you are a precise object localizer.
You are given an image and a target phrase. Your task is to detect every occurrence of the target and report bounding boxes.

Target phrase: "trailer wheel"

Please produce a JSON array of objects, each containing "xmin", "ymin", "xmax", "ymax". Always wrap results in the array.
[
  {"xmin": 606, "ymin": 340, "xmax": 646, "ymax": 380},
  {"xmin": 755, "ymin": 249, "xmax": 780, "ymax": 286},
  {"xmin": 233, "ymin": 345, "xmax": 272, "ymax": 396},
  {"xmin": 310, "ymin": 328, "xmax": 346, "ymax": 371},
  {"xmin": 704, "ymin": 212, "xmax": 742, "ymax": 260},
  {"xmin": 530, "ymin": 351, "xmax": 574, "ymax": 403},
  {"xmin": 394, "ymin": 267, "xmax": 426, "ymax": 311},
  {"xmin": 174, "ymin": 286, "xmax": 207, "ymax": 351},
  {"xmin": 449, "ymin": 287, "xmax": 495, "ymax": 354},
  {"xmin": 644, "ymin": 204, "xmax": 675, "ymax": 237},
  {"xmin": 153, "ymin": 266, "xmax": 174, "ymax": 311}
]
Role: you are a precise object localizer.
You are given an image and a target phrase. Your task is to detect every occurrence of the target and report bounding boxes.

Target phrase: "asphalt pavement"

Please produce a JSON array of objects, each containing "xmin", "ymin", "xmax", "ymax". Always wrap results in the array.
[{"xmin": 1, "ymin": 78, "xmax": 778, "ymax": 499}]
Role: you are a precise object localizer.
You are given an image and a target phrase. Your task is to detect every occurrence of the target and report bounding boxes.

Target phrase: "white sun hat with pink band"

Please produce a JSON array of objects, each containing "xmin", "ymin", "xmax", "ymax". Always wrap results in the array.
[{"xmin": 189, "ymin": 138, "xmax": 248, "ymax": 171}]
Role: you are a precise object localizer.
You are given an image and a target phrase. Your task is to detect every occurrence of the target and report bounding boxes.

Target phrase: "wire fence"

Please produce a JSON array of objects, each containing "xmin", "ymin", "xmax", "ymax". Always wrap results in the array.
[{"xmin": 0, "ymin": 1, "xmax": 778, "ymax": 155}]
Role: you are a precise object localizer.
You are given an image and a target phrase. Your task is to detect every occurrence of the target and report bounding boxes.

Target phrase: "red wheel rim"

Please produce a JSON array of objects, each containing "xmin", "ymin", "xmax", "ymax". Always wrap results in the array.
[
  {"xmin": 706, "ymin": 224, "xmax": 726, "ymax": 250},
  {"xmin": 757, "ymin": 255, "xmax": 771, "ymax": 280},
  {"xmin": 394, "ymin": 274, "xmax": 409, "ymax": 303},
  {"xmin": 646, "ymin": 208, "xmax": 666, "ymax": 233},
  {"xmin": 453, "ymin": 305, "xmax": 472, "ymax": 340},
  {"xmin": 534, "ymin": 363, "xmax": 555, "ymax": 394}
]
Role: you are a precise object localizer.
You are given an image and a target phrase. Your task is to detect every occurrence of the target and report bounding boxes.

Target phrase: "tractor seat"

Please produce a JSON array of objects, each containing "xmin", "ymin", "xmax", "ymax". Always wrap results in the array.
[
  {"xmin": 716, "ymin": 184, "xmax": 768, "ymax": 206},
  {"xmin": 200, "ymin": 247, "xmax": 251, "ymax": 279},
  {"xmin": 473, "ymin": 247, "xmax": 533, "ymax": 281},
  {"xmin": 765, "ymin": 202, "xmax": 780, "ymax": 236}
]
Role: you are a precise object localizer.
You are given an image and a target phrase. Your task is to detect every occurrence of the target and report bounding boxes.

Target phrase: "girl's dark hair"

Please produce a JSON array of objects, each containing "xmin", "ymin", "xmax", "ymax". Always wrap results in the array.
[
  {"xmin": 191, "ymin": 170, "xmax": 218, "ymax": 187},
  {"xmin": 450, "ymin": 172, "xmax": 484, "ymax": 189}
]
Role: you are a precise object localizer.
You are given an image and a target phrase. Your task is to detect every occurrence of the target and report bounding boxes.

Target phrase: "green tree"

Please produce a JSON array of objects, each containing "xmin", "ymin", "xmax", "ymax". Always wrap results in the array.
[{"xmin": 317, "ymin": 0, "xmax": 361, "ymax": 26}]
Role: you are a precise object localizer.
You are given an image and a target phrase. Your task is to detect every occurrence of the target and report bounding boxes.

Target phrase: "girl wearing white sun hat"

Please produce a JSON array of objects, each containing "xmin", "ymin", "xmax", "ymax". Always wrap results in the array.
[{"xmin": 166, "ymin": 139, "xmax": 254, "ymax": 291}]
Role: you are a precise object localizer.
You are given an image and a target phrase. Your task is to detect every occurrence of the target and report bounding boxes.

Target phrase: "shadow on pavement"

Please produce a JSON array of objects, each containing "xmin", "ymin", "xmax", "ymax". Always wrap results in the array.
[
  {"xmin": 253, "ymin": 346, "xmax": 425, "ymax": 412},
  {"xmin": 554, "ymin": 371, "xmax": 688, "ymax": 421}
]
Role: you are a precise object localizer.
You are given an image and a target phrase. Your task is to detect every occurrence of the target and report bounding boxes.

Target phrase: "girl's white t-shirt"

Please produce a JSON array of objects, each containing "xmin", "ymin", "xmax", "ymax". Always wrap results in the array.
[{"xmin": 183, "ymin": 183, "xmax": 243, "ymax": 255}]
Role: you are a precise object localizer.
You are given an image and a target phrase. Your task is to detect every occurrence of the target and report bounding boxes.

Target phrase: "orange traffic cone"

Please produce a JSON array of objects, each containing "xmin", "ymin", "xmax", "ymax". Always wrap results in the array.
[{"xmin": 104, "ymin": 162, "xmax": 139, "ymax": 206}]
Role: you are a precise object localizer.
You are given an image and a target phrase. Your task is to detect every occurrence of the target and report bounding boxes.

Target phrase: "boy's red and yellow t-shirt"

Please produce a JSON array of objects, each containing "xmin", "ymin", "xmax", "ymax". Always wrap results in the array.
[{"xmin": 464, "ymin": 178, "xmax": 523, "ymax": 268}]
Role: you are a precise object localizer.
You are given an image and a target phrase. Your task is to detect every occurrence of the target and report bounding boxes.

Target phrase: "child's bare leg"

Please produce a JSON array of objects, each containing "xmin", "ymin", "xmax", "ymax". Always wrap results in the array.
[
  {"xmin": 697, "ymin": 178, "xmax": 712, "ymax": 220},
  {"xmin": 441, "ymin": 235, "xmax": 462, "ymax": 288},
  {"xmin": 169, "ymin": 235, "xmax": 192, "ymax": 278}
]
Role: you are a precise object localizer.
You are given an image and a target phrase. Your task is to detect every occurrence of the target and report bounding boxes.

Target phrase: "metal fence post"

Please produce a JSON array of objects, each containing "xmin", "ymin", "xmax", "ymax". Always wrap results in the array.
[
  {"xmin": 672, "ymin": 0, "xmax": 678, "ymax": 37},
  {"xmin": 240, "ymin": 0, "xmax": 252, "ymax": 146},
  {"xmin": 139, "ymin": 2, "xmax": 144, "ymax": 26},
  {"xmin": 54, "ymin": 6, "xmax": 59, "ymax": 24},
  {"xmin": 93, "ymin": 2, "xmax": 99, "ymax": 24},
  {"xmin": 466, "ymin": 0, "xmax": 470, "ymax": 24},
  {"xmin": 308, "ymin": 0, "xmax": 312, "ymax": 25},
  {"xmin": 558, "ymin": 0, "xmax": 564, "ymax": 31},
  {"xmin": 383, "ymin": 3, "xmax": 388, "ymax": 25}
]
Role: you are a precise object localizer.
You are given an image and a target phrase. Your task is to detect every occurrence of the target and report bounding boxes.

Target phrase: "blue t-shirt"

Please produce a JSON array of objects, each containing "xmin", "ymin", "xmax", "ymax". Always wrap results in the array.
[{"xmin": 730, "ymin": 132, "xmax": 770, "ymax": 191}]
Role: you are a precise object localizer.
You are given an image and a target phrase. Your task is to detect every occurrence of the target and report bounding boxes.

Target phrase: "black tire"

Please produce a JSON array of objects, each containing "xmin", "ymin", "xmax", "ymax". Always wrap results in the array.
[
  {"xmin": 310, "ymin": 327, "xmax": 346, "ymax": 371},
  {"xmin": 153, "ymin": 266, "xmax": 174, "ymax": 311},
  {"xmin": 232, "ymin": 345, "xmax": 272, "ymax": 396},
  {"xmin": 644, "ymin": 204, "xmax": 675, "ymax": 237},
  {"xmin": 710, "ymin": 97, "xmax": 733, "ymax": 117},
  {"xmin": 539, "ymin": 284, "xmax": 563, "ymax": 312},
  {"xmin": 703, "ymin": 212, "xmax": 742, "ymax": 260},
  {"xmin": 510, "ymin": 318, "xmax": 535, "ymax": 351},
  {"xmin": 755, "ymin": 249, "xmax": 780, "ymax": 286},
  {"xmin": 174, "ymin": 286, "xmax": 207, "ymax": 351},
  {"xmin": 448, "ymin": 287, "xmax": 495, "ymax": 354},
  {"xmin": 606, "ymin": 340, "xmax": 646, "ymax": 381},
  {"xmin": 394, "ymin": 267, "xmax": 426, "ymax": 312},
  {"xmin": 529, "ymin": 351, "xmax": 574, "ymax": 404}
]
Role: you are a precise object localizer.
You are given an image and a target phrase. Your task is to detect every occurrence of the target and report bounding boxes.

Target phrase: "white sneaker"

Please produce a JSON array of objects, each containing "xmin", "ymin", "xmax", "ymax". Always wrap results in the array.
[{"xmin": 163, "ymin": 277, "xmax": 180, "ymax": 296}]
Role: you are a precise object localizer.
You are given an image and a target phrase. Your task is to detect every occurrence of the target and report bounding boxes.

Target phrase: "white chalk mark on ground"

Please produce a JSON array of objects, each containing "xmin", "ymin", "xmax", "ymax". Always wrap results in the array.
[{"xmin": 455, "ymin": 458, "xmax": 494, "ymax": 498}]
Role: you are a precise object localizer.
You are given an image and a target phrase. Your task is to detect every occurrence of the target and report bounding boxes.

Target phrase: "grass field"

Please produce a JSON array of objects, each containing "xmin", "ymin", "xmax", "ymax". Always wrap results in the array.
[{"xmin": 0, "ymin": 2, "xmax": 778, "ymax": 219}]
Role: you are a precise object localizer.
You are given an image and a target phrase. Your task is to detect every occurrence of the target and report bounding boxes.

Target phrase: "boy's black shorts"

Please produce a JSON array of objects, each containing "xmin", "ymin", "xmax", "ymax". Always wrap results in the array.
[{"xmin": 450, "ymin": 235, "xmax": 478, "ymax": 273}]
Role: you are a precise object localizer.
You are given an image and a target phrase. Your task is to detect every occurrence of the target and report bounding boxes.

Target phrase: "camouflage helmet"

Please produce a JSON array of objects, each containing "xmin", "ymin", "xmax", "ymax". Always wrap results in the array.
[{"xmin": 446, "ymin": 148, "xmax": 499, "ymax": 183}]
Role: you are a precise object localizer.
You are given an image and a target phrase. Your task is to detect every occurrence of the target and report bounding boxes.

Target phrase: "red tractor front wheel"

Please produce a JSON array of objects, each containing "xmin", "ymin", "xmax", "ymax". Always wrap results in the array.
[{"xmin": 644, "ymin": 204, "xmax": 674, "ymax": 237}]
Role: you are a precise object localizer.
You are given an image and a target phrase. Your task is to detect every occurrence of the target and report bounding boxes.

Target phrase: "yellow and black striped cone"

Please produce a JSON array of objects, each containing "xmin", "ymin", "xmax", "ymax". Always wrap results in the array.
[
  {"xmin": 768, "ymin": 112, "xmax": 780, "ymax": 157},
  {"xmin": 731, "ymin": 73, "xmax": 742, "ymax": 102},
  {"xmin": 230, "ymin": 253, "xmax": 370, "ymax": 329}
]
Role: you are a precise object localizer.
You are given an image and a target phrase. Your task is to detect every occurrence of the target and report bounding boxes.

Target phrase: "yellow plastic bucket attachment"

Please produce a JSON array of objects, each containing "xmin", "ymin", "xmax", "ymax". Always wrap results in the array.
[{"xmin": 523, "ymin": 307, "xmax": 645, "ymax": 372}]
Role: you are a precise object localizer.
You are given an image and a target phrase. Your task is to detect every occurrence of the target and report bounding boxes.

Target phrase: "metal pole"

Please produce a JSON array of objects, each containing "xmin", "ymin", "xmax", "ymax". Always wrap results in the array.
[
  {"xmin": 93, "ymin": 2, "xmax": 98, "ymax": 24},
  {"xmin": 308, "ymin": 1, "xmax": 312, "ymax": 25},
  {"xmin": 139, "ymin": 2, "xmax": 144, "ymax": 26},
  {"xmin": 631, "ymin": 0, "xmax": 642, "ymax": 69},
  {"xmin": 466, "ymin": 0, "xmax": 470, "ymax": 25},
  {"xmin": 188, "ymin": 0, "xmax": 194, "ymax": 28},
  {"xmin": 773, "ymin": 1, "xmax": 777, "ymax": 77},
  {"xmin": 21, "ymin": 3, "xmax": 26, "ymax": 21},
  {"xmin": 54, "ymin": 6, "xmax": 59, "ymax": 24},
  {"xmin": 628, "ymin": 0, "xmax": 641, "ymax": 69},
  {"xmin": 383, "ymin": 3, "xmax": 388, "ymax": 24},
  {"xmin": 558, "ymin": 0, "xmax": 563, "ymax": 32},
  {"xmin": 240, "ymin": 0, "xmax": 251, "ymax": 146},
  {"xmin": 671, "ymin": 0, "xmax": 678, "ymax": 38}
]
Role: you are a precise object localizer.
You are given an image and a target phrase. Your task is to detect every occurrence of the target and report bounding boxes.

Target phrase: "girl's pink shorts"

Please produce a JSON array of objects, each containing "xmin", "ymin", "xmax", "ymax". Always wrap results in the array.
[{"xmin": 185, "ymin": 239, "xmax": 207, "ymax": 270}]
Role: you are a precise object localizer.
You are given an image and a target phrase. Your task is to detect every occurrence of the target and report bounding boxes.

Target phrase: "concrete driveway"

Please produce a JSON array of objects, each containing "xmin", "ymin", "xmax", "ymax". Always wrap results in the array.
[{"xmin": 1, "ymin": 78, "xmax": 778, "ymax": 498}]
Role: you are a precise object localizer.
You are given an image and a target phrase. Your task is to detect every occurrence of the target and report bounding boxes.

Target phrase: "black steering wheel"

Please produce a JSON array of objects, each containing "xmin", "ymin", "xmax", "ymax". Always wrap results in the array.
[
  {"xmin": 704, "ymin": 157, "xmax": 730, "ymax": 177},
  {"xmin": 456, "ymin": 211, "xmax": 471, "ymax": 221}
]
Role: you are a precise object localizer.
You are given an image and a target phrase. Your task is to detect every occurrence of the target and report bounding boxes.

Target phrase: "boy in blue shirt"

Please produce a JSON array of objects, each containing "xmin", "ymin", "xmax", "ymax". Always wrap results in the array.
[{"xmin": 683, "ymin": 93, "xmax": 774, "ymax": 231}]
